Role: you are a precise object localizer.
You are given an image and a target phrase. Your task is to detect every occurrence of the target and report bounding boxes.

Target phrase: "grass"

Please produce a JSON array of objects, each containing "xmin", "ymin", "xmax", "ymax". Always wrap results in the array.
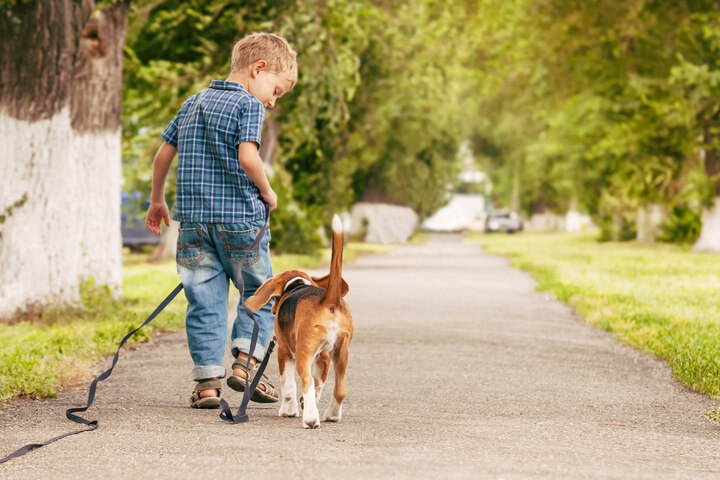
[
  {"xmin": 468, "ymin": 231, "xmax": 720, "ymax": 399},
  {"xmin": 0, "ymin": 259, "xmax": 186, "ymax": 402},
  {"xmin": 0, "ymin": 241, "xmax": 390, "ymax": 402}
]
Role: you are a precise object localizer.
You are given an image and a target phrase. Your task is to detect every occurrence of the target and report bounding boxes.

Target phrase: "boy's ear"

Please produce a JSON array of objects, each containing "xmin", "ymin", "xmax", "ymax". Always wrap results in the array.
[{"xmin": 252, "ymin": 60, "xmax": 268, "ymax": 75}]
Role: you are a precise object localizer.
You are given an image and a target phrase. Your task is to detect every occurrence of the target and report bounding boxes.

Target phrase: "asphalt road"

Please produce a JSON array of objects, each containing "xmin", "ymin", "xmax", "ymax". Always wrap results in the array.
[{"xmin": 2, "ymin": 234, "xmax": 719, "ymax": 479}]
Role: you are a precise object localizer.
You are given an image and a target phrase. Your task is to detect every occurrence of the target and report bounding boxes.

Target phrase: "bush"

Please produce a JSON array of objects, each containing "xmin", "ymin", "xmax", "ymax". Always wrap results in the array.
[
  {"xmin": 660, "ymin": 205, "xmax": 702, "ymax": 244},
  {"xmin": 596, "ymin": 209, "xmax": 637, "ymax": 242}
]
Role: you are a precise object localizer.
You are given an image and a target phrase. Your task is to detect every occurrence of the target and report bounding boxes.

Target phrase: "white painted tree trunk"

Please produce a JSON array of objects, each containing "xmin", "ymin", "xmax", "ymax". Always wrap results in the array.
[
  {"xmin": 0, "ymin": 111, "xmax": 122, "ymax": 318},
  {"xmin": 0, "ymin": 1, "xmax": 129, "ymax": 320},
  {"xmin": 636, "ymin": 204, "xmax": 667, "ymax": 243},
  {"xmin": 74, "ymin": 130, "xmax": 123, "ymax": 288},
  {"xmin": 693, "ymin": 197, "xmax": 720, "ymax": 253}
]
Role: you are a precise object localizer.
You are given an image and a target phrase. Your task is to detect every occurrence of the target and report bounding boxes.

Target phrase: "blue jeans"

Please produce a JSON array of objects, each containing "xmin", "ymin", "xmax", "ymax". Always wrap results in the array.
[{"xmin": 176, "ymin": 220, "xmax": 274, "ymax": 381}]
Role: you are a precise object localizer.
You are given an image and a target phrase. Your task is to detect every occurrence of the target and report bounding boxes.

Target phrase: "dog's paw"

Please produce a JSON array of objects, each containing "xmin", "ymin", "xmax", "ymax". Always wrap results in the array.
[
  {"xmin": 279, "ymin": 398, "xmax": 299, "ymax": 418},
  {"xmin": 322, "ymin": 412, "xmax": 341, "ymax": 422},
  {"xmin": 322, "ymin": 398, "xmax": 342, "ymax": 422},
  {"xmin": 303, "ymin": 416, "xmax": 320, "ymax": 429},
  {"xmin": 303, "ymin": 406, "xmax": 320, "ymax": 429}
]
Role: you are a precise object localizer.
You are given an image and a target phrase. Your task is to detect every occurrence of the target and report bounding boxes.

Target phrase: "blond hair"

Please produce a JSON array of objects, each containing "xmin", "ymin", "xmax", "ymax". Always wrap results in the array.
[{"xmin": 231, "ymin": 32, "xmax": 297, "ymax": 86}]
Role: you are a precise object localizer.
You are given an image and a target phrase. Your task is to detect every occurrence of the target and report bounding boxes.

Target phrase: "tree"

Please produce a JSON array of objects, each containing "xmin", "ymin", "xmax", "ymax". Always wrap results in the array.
[
  {"xmin": 469, "ymin": 0, "xmax": 718, "ymax": 244},
  {"xmin": 0, "ymin": 0, "xmax": 130, "ymax": 319},
  {"xmin": 122, "ymin": 0, "xmax": 472, "ymax": 252}
]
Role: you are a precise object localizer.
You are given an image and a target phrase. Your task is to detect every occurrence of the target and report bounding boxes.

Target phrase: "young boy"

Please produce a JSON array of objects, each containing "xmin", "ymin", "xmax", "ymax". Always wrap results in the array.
[{"xmin": 145, "ymin": 32, "xmax": 297, "ymax": 408}]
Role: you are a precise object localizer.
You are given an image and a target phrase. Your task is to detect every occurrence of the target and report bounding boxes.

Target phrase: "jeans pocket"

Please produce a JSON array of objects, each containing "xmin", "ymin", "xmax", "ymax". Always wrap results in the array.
[
  {"xmin": 177, "ymin": 227, "xmax": 205, "ymax": 268},
  {"xmin": 220, "ymin": 227, "xmax": 261, "ymax": 268}
]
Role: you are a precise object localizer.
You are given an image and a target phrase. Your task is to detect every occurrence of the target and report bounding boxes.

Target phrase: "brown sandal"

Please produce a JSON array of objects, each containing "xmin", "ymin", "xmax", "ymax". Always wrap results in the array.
[
  {"xmin": 190, "ymin": 378, "xmax": 222, "ymax": 409},
  {"xmin": 227, "ymin": 360, "xmax": 278, "ymax": 403}
]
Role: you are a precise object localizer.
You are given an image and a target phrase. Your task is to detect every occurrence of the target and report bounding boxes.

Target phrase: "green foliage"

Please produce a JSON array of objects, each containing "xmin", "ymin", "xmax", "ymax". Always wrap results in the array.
[
  {"xmin": 122, "ymin": 0, "xmax": 471, "ymax": 251},
  {"xmin": 469, "ymin": 0, "xmax": 720, "ymax": 244},
  {"xmin": 267, "ymin": 168, "xmax": 324, "ymax": 254},
  {"xmin": 660, "ymin": 205, "xmax": 702, "ymax": 245},
  {"xmin": 473, "ymin": 231, "xmax": 720, "ymax": 399}
]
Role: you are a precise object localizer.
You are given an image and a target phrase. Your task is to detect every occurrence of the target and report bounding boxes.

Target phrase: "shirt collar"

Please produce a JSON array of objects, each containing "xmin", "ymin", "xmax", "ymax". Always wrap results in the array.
[{"xmin": 209, "ymin": 80, "xmax": 247, "ymax": 91}]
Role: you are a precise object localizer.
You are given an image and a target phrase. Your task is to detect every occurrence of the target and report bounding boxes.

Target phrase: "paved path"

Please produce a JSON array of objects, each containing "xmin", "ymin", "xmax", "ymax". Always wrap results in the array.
[{"xmin": 2, "ymin": 234, "xmax": 719, "ymax": 479}]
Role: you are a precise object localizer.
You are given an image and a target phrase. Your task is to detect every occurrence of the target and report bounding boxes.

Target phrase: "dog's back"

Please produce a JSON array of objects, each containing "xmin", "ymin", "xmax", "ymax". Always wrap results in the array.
[{"xmin": 276, "ymin": 285, "xmax": 323, "ymax": 331}]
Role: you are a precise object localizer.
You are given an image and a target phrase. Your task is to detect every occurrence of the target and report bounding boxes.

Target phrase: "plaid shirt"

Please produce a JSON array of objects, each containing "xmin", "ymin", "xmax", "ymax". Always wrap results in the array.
[{"xmin": 162, "ymin": 80, "xmax": 266, "ymax": 223}]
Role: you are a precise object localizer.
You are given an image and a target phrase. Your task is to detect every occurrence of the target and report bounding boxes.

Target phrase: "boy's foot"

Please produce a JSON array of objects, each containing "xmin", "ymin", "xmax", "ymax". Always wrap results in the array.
[
  {"xmin": 227, "ymin": 355, "xmax": 278, "ymax": 403},
  {"xmin": 190, "ymin": 378, "xmax": 222, "ymax": 409}
]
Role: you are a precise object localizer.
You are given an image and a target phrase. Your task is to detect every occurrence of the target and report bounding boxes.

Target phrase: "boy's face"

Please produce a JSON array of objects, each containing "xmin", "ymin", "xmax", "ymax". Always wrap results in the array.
[{"xmin": 249, "ymin": 64, "xmax": 295, "ymax": 109}]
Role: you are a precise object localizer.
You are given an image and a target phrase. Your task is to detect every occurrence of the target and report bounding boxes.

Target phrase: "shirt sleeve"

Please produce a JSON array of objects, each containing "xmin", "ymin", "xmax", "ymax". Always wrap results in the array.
[
  {"xmin": 235, "ymin": 97, "xmax": 265, "ymax": 149},
  {"xmin": 161, "ymin": 95, "xmax": 195, "ymax": 147}
]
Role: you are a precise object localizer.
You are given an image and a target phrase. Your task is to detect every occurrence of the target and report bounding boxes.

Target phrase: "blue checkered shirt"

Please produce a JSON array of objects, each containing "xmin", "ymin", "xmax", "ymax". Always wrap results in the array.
[{"xmin": 162, "ymin": 80, "xmax": 266, "ymax": 223}]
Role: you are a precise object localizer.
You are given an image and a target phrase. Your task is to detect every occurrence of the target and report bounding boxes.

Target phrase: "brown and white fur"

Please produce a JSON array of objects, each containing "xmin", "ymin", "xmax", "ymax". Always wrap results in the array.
[{"xmin": 247, "ymin": 215, "xmax": 353, "ymax": 428}]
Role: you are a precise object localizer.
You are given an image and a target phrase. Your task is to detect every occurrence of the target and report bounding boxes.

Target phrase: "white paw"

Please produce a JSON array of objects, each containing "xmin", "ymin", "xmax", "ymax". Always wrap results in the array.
[
  {"xmin": 322, "ymin": 398, "xmax": 342, "ymax": 422},
  {"xmin": 303, "ymin": 406, "xmax": 320, "ymax": 429},
  {"xmin": 279, "ymin": 397, "xmax": 298, "ymax": 417}
]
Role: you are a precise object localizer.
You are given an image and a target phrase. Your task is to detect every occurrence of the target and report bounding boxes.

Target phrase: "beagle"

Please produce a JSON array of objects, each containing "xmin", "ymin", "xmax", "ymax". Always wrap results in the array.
[{"xmin": 247, "ymin": 215, "xmax": 353, "ymax": 428}]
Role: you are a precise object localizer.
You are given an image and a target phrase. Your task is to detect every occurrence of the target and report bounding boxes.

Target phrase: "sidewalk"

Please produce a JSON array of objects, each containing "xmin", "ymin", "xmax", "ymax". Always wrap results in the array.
[{"xmin": 1, "ymin": 234, "xmax": 719, "ymax": 479}]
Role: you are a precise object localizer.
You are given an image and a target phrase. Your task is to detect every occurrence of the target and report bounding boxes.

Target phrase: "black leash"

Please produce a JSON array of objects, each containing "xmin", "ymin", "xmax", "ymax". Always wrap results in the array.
[
  {"xmin": 0, "ymin": 283, "xmax": 183, "ymax": 464},
  {"xmin": 1, "ymin": 206, "xmax": 273, "ymax": 463},
  {"xmin": 219, "ymin": 206, "xmax": 275, "ymax": 424}
]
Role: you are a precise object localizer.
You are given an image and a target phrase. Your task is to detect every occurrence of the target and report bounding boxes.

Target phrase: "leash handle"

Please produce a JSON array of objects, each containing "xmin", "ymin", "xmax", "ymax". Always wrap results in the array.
[{"xmin": 0, "ymin": 283, "xmax": 185, "ymax": 464}]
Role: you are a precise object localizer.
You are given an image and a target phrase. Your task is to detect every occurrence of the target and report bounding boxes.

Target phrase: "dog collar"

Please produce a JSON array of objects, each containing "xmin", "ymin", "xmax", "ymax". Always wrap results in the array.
[{"xmin": 283, "ymin": 276, "xmax": 312, "ymax": 293}]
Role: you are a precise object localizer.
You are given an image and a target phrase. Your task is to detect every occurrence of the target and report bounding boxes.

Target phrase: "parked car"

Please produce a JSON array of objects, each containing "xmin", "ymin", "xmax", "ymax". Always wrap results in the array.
[
  {"xmin": 484, "ymin": 209, "xmax": 523, "ymax": 233},
  {"xmin": 121, "ymin": 192, "xmax": 161, "ymax": 247}
]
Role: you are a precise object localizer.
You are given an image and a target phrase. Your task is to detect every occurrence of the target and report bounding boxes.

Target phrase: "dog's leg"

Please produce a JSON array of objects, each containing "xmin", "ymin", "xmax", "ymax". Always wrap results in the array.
[
  {"xmin": 297, "ymin": 351, "xmax": 320, "ymax": 429},
  {"xmin": 323, "ymin": 340, "xmax": 349, "ymax": 422},
  {"xmin": 312, "ymin": 350, "xmax": 331, "ymax": 404},
  {"xmin": 278, "ymin": 350, "xmax": 299, "ymax": 418}
]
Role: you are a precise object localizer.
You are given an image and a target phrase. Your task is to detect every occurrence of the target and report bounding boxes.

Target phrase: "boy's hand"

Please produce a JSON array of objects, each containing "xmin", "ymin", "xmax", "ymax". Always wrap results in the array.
[
  {"xmin": 145, "ymin": 202, "xmax": 170, "ymax": 235},
  {"xmin": 261, "ymin": 188, "xmax": 278, "ymax": 212}
]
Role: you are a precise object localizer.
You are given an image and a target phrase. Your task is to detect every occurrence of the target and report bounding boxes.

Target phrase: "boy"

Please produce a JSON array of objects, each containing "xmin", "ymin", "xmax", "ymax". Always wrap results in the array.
[{"xmin": 145, "ymin": 32, "xmax": 297, "ymax": 408}]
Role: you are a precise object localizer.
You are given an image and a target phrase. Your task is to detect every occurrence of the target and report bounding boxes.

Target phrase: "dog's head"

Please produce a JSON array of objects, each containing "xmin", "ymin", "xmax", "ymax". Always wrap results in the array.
[{"xmin": 246, "ymin": 269, "xmax": 349, "ymax": 313}]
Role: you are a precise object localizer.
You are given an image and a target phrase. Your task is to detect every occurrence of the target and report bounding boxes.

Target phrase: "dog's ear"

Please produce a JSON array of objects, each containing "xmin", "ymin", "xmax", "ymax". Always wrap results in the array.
[
  {"xmin": 310, "ymin": 274, "xmax": 350, "ymax": 298},
  {"xmin": 246, "ymin": 276, "xmax": 285, "ymax": 311},
  {"xmin": 270, "ymin": 297, "xmax": 281, "ymax": 314}
]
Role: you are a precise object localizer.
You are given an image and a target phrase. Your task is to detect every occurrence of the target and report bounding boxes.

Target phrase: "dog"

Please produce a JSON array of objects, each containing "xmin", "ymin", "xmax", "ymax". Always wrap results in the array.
[{"xmin": 246, "ymin": 215, "xmax": 354, "ymax": 428}]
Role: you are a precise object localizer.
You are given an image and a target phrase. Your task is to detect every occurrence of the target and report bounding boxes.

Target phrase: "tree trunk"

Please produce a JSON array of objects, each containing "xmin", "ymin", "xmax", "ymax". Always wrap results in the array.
[
  {"xmin": 148, "ymin": 220, "xmax": 179, "ymax": 263},
  {"xmin": 0, "ymin": 0, "xmax": 130, "ymax": 320},
  {"xmin": 694, "ymin": 198, "xmax": 720, "ymax": 252},
  {"xmin": 510, "ymin": 157, "xmax": 521, "ymax": 214},
  {"xmin": 259, "ymin": 110, "xmax": 280, "ymax": 170},
  {"xmin": 693, "ymin": 125, "xmax": 720, "ymax": 252},
  {"xmin": 636, "ymin": 204, "xmax": 667, "ymax": 243}
]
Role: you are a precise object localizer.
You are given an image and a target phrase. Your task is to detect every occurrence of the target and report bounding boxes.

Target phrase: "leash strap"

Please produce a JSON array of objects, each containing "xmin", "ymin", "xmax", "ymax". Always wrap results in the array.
[
  {"xmin": 0, "ymin": 283, "xmax": 184, "ymax": 464},
  {"xmin": 219, "ymin": 204, "xmax": 276, "ymax": 423},
  {"xmin": 1, "ymin": 205, "xmax": 274, "ymax": 462}
]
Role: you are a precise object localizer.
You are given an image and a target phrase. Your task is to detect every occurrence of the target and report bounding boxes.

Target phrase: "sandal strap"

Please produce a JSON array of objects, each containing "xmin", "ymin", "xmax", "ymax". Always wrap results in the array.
[
  {"xmin": 231, "ymin": 360, "xmax": 253, "ymax": 372},
  {"xmin": 194, "ymin": 378, "xmax": 222, "ymax": 392},
  {"xmin": 259, "ymin": 381, "xmax": 277, "ymax": 398},
  {"xmin": 232, "ymin": 361, "xmax": 272, "ymax": 382}
]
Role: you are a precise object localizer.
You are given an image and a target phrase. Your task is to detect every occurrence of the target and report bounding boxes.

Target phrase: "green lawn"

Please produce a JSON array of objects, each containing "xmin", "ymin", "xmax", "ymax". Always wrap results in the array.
[
  {"xmin": 469, "ymin": 232, "xmax": 720, "ymax": 399},
  {"xmin": 0, "ymin": 242, "xmax": 390, "ymax": 401}
]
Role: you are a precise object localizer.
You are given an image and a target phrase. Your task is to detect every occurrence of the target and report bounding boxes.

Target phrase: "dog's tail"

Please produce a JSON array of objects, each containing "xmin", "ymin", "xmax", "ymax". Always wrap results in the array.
[{"xmin": 321, "ymin": 214, "xmax": 344, "ymax": 307}]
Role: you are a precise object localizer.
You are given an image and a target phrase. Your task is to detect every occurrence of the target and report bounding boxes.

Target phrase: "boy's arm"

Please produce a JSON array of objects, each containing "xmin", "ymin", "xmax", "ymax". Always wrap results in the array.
[
  {"xmin": 238, "ymin": 141, "xmax": 277, "ymax": 211},
  {"xmin": 145, "ymin": 141, "xmax": 177, "ymax": 235}
]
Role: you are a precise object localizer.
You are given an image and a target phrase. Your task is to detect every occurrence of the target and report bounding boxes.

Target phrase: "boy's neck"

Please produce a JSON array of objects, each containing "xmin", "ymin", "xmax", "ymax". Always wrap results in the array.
[{"xmin": 225, "ymin": 71, "xmax": 250, "ymax": 89}]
